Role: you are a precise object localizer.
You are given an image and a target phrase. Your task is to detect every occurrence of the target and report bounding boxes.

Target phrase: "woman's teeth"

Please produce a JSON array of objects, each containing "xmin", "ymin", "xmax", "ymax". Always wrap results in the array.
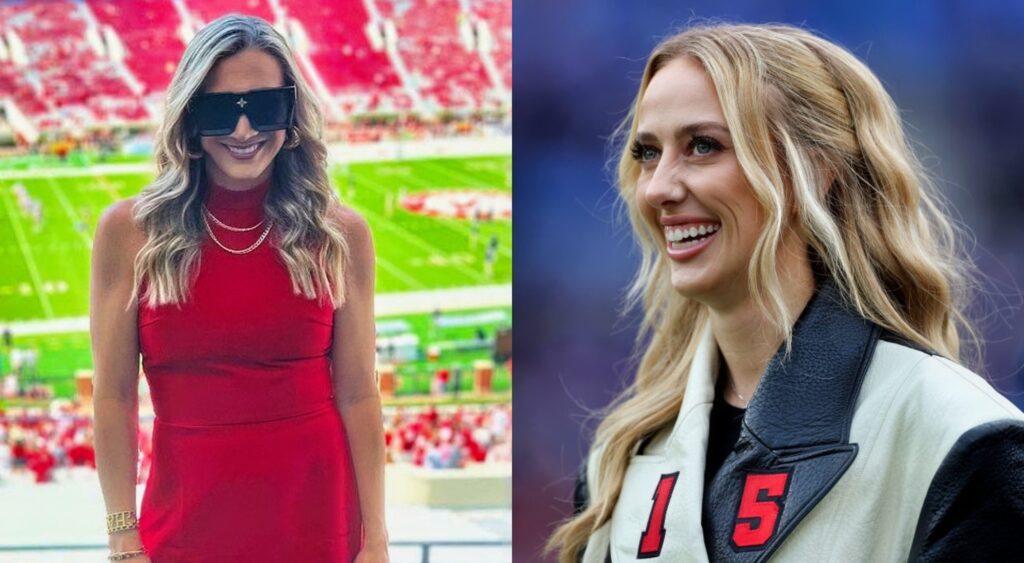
[
  {"xmin": 224, "ymin": 141, "xmax": 263, "ymax": 156},
  {"xmin": 666, "ymin": 223, "xmax": 720, "ymax": 250}
]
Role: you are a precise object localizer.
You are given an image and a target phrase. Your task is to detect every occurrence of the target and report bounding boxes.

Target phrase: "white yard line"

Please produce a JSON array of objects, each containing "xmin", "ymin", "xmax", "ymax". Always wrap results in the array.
[
  {"xmin": 377, "ymin": 254, "xmax": 427, "ymax": 290},
  {"xmin": 357, "ymin": 198, "xmax": 491, "ymax": 284},
  {"xmin": 0, "ymin": 163, "xmax": 154, "ymax": 179},
  {"xmin": 415, "ymin": 158, "xmax": 501, "ymax": 187},
  {"xmin": 94, "ymin": 173, "xmax": 125, "ymax": 203},
  {"xmin": 0, "ymin": 183, "xmax": 54, "ymax": 318},
  {"xmin": 1, "ymin": 284, "xmax": 511, "ymax": 334},
  {"xmin": 45, "ymin": 176, "xmax": 93, "ymax": 249}
]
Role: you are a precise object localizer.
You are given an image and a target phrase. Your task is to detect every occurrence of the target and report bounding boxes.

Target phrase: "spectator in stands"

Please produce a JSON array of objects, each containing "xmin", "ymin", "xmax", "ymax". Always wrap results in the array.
[
  {"xmin": 382, "ymin": 404, "xmax": 510, "ymax": 467},
  {"xmin": 25, "ymin": 437, "xmax": 55, "ymax": 483},
  {"xmin": 67, "ymin": 428, "xmax": 97, "ymax": 469},
  {"xmin": 433, "ymin": 368, "xmax": 450, "ymax": 395},
  {"xmin": 10, "ymin": 436, "xmax": 27, "ymax": 473},
  {"xmin": 486, "ymin": 431, "xmax": 511, "ymax": 464},
  {"xmin": 425, "ymin": 432, "xmax": 462, "ymax": 469}
]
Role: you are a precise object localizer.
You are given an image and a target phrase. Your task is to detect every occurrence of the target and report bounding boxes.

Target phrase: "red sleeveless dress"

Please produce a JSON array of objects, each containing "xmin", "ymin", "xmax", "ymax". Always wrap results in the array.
[{"xmin": 137, "ymin": 177, "xmax": 362, "ymax": 562}]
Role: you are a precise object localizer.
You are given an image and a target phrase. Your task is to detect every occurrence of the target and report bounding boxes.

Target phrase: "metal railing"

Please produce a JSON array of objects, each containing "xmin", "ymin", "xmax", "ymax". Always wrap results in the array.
[
  {"xmin": 392, "ymin": 539, "xmax": 511, "ymax": 563},
  {"xmin": 0, "ymin": 540, "xmax": 512, "ymax": 563}
]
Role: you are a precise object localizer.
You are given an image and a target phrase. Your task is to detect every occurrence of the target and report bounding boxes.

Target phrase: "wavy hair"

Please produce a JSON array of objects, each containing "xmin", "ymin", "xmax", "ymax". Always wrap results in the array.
[
  {"xmin": 548, "ymin": 22, "xmax": 981, "ymax": 562},
  {"xmin": 129, "ymin": 14, "xmax": 349, "ymax": 310}
]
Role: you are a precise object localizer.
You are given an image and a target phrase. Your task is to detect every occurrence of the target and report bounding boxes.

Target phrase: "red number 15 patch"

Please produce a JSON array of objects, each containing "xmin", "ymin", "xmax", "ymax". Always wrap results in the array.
[{"xmin": 732, "ymin": 470, "xmax": 792, "ymax": 550}]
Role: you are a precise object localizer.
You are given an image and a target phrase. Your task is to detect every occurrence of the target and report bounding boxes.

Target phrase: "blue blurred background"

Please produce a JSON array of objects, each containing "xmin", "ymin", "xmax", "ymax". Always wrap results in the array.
[{"xmin": 513, "ymin": 1, "xmax": 1024, "ymax": 561}]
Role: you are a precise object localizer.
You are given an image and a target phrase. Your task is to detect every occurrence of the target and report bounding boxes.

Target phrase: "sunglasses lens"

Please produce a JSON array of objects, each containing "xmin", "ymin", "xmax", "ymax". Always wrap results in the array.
[
  {"xmin": 190, "ymin": 87, "xmax": 295, "ymax": 136},
  {"xmin": 246, "ymin": 88, "xmax": 294, "ymax": 132},
  {"xmin": 191, "ymin": 94, "xmax": 238, "ymax": 136}
]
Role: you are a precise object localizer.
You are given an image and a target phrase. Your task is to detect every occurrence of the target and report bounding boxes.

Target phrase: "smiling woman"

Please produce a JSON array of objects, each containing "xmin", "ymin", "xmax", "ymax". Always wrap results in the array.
[
  {"xmin": 192, "ymin": 50, "xmax": 292, "ymax": 187},
  {"xmin": 90, "ymin": 14, "xmax": 388, "ymax": 563},
  {"xmin": 547, "ymin": 23, "xmax": 1024, "ymax": 563},
  {"xmin": 631, "ymin": 57, "xmax": 805, "ymax": 312}
]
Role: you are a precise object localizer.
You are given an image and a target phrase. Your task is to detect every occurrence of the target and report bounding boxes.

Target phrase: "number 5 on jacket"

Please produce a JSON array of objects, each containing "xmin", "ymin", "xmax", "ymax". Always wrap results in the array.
[
  {"xmin": 637, "ymin": 472, "xmax": 680, "ymax": 558},
  {"xmin": 732, "ymin": 470, "xmax": 792, "ymax": 550}
]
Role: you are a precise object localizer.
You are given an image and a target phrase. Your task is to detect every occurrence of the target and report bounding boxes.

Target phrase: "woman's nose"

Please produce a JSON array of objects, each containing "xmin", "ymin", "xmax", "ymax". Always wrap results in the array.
[
  {"xmin": 230, "ymin": 114, "xmax": 258, "ymax": 140},
  {"xmin": 643, "ymin": 158, "xmax": 688, "ymax": 210}
]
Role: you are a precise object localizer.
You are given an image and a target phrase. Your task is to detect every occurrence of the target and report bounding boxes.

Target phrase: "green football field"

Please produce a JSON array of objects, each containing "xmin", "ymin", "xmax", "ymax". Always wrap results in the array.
[
  {"xmin": 0, "ymin": 154, "xmax": 511, "ymax": 322},
  {"xmin": 0, "ymin": 306, "xmax": 511, "ymax": 399},
  {"xmin": 0, "ymin": 153, "xmax": 511, "ymax": 399}
]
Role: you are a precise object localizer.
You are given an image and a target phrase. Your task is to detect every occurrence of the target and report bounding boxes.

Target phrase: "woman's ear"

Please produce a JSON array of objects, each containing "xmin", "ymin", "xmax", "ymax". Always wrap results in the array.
[{"xmin": 185, "ymin": 123, "xmax": 204, "ymax": 160}]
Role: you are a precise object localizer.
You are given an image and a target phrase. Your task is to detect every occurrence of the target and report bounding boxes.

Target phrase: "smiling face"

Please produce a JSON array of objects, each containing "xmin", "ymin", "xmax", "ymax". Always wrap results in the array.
[
  {"xmin": 198, "ymin": 48, "xmax": 288, "ymax": 189},
  {"xmin": 633, "ymin": 56, "xmax": 765, "ymax": 309}
]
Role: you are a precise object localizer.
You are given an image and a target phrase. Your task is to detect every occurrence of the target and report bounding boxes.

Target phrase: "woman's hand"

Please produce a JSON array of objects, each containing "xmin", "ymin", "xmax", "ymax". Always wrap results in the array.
[{"xmin": 353, "ymin": 541, "xmax": 390, "ymax": 563}]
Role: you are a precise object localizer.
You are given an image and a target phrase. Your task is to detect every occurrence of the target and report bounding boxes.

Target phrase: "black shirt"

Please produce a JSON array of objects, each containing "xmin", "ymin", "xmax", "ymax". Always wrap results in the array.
[
  {"xmin": 704, "ymin": 376, "xmax": 746, "ymax": 486},
  {"xmin": 702, "ymin": 376, "xmax": 746, "ymax": 534}
]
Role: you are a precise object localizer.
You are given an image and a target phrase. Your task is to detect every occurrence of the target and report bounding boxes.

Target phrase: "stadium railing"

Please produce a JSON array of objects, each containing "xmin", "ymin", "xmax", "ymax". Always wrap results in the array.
[{"xmin": 0, "ymin": 539, "xmax": 513, "ymax": 562}]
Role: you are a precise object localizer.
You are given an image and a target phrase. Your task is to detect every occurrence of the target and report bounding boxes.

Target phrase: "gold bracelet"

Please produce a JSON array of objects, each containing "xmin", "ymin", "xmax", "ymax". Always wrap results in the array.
[
  {"xmin": 106, "ymin": 510, "xmax": 139, "ymax": 534},
  {"xmin": 108, "ymin": 548, "xmax": 146, "ymax": 561}
]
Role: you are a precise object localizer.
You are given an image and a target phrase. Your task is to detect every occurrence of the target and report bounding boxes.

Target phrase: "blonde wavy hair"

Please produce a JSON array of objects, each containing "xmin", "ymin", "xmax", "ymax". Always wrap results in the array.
[
  {"xmin": 548, "ymin": 22, "xmax": 980, "ymax": 562},
  {"xmin": 128, "ymin": 14, "xmax": 349, "ymax": 310}
]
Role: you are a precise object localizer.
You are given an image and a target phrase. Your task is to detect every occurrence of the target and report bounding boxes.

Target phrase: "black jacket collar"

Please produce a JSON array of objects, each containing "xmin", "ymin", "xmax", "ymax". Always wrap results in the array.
[{"xmin": 703, "ymin": 275, "xmax": 881, "ymax": 562}]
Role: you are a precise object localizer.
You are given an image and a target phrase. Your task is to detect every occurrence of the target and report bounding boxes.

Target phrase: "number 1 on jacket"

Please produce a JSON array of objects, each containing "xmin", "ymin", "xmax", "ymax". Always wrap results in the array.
[{"xmin": 637, "ymin": 472, "xmax": 680, "ymax": 558}]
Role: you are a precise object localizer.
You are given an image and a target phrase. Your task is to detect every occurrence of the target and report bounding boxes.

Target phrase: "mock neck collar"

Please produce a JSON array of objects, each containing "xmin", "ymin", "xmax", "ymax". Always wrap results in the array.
[{"xmin": 205, "ymin": 176, "xmax": 272, "ymax": 210}]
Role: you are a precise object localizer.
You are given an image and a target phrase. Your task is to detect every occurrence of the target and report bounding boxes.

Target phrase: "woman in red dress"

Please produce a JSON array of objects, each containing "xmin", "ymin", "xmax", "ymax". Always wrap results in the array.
[{"xmin": 90, "ymin": 15, "xmax": 389, "ymax": 562}]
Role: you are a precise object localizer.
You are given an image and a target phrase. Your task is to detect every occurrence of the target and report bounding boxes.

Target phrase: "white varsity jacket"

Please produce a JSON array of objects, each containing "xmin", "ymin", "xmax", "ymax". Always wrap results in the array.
[{"xmin": 575, "ymin": 277, "xmax": 1024, "ymax": 562}]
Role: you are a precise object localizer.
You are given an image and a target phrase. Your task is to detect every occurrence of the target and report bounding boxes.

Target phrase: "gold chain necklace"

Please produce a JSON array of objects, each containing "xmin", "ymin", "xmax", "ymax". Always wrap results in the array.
[
  {"xmin": 727, "ymin": 377, "xmax": 749, "ymax": 408},
  {"xmin": 203, "ymin": 205, "xmax": 265, "ymax": 232},
  {"xmin": 203, "ymin": 214, "xmax": 274, "ymax": 255}
]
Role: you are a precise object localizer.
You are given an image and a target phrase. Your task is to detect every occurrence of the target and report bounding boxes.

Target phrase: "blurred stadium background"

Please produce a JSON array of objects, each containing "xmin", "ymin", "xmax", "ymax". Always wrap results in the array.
[
  {"xmin": 0, "ymin": 0, "xmax": 511, "ymax": 561},
  {"xmin": 515, "ymin": 1, "xmax": 1024, "ymax": 562}
]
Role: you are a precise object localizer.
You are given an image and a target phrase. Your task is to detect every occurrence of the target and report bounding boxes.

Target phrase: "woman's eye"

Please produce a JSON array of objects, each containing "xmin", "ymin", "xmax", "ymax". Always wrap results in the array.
[
  {"xmin": 631, "ymin": 142, "xmax": 660, "ymax": 163},
  {"xmin": 691, "ymin": 137, "xmax": 721, "ymax": 156}
]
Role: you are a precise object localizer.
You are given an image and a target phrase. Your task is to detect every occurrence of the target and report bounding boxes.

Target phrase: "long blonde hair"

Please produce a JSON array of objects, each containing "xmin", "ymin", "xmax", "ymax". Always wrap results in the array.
[
  {"xmin": 129, "ymin": 14, "xmax": 349, "ymax": 310},
  {"xmin": 548, "ymin": 22, "xmax": 980, "ymax": 562}
]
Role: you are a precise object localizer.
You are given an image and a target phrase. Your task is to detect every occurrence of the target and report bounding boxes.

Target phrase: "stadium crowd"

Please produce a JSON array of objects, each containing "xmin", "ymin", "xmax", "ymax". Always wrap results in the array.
[
  {"xmin": 0, "ymin": 401, "xmax": 95, "ymax": 484},
  {"xmin": 384, "ymin": 404, "xmax": 511, "ymax": 469},
  {"xmin": 0, "ymin": 0, "xmax": 511, "ymax": 150},
  {"xmin": 0, "ymin": 402, "xmax": 511, "ymax": 484}
]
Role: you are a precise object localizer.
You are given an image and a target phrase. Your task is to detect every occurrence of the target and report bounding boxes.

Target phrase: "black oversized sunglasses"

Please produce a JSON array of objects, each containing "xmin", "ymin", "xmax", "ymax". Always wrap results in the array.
[{"xmin": 187, "ymin": 85, "xmax": 296, "ymax": 137}]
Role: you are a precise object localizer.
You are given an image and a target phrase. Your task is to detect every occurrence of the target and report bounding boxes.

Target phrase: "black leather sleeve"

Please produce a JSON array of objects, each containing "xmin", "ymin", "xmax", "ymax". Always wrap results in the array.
[
  {"xmin": 909, "ymin": 419, "xmax": 1024, "ymax": 562},
  {"xmin": 573, "ymin": 459, "xmax": 590, "ymax": 515}
]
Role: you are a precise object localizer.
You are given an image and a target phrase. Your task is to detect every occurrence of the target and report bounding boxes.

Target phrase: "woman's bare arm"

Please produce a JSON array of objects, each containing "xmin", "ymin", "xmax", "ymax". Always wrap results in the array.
[
  {"xmin": 330, "ymin": 205, "xmax": 389, "ymax": 552},
  {"xmin": 90, "ymin": 198, "xmax": 147, "ymax": 553}
]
